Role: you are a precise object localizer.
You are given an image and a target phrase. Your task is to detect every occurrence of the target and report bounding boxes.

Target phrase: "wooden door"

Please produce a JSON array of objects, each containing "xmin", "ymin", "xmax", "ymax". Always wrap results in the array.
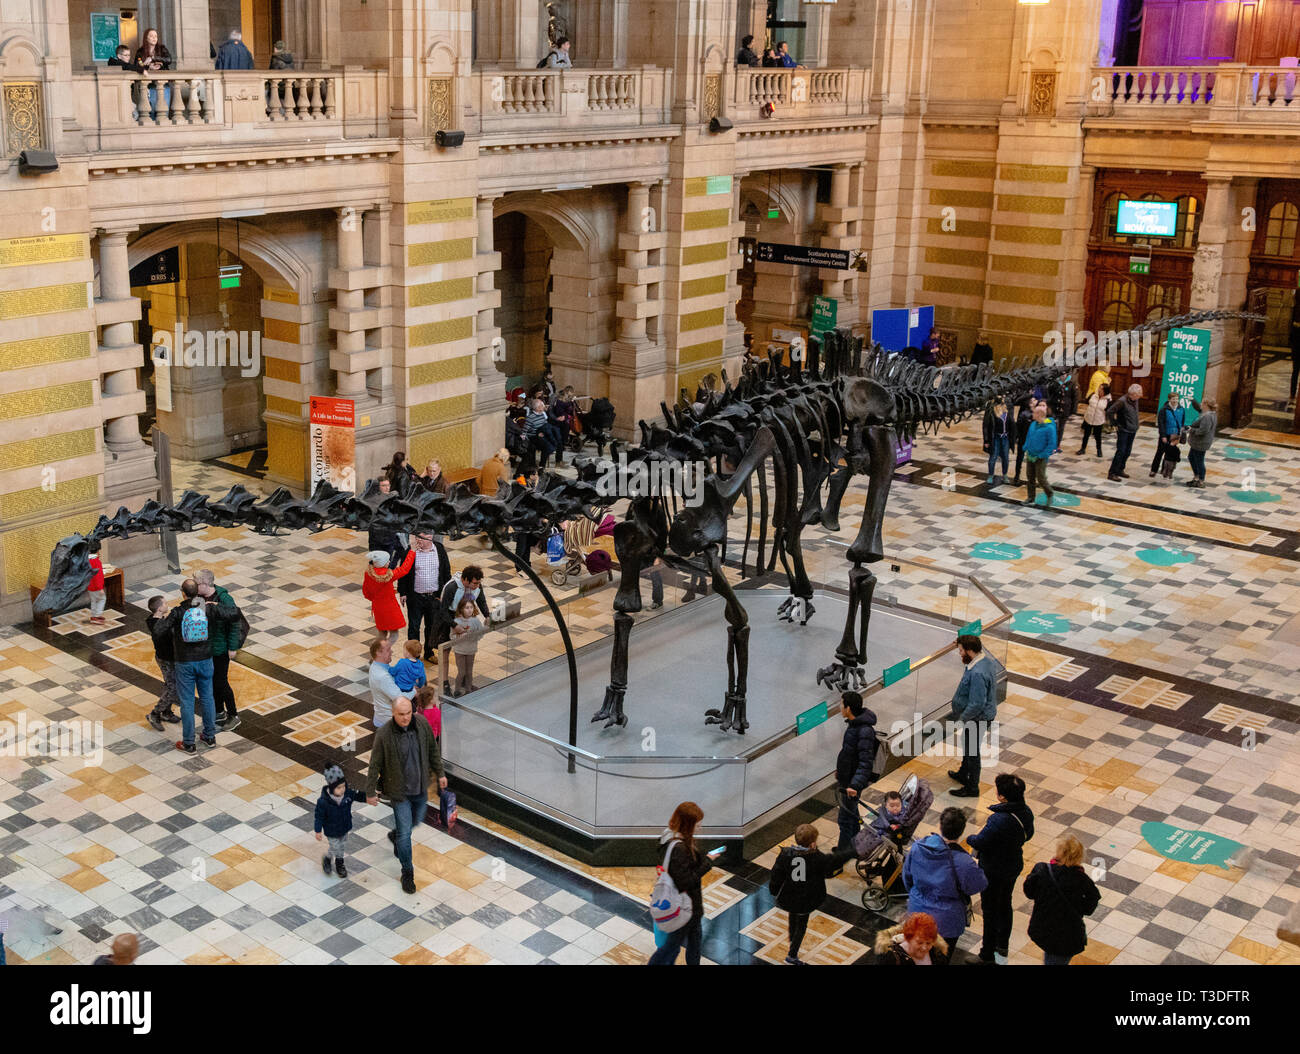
[
  {"xmin": 1249, "ymin": 0, "xmax": 1300, "ymax": 64},
  {"xmin": 1232, "ymin": 287, "xmax": 1269, "ymax": 426}
]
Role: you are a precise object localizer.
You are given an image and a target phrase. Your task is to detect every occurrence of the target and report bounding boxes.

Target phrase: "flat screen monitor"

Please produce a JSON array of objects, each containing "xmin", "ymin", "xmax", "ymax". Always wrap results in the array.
[{"xmin": 1116, "ymin": 199, "xmax": 1178, "ymax": 238}]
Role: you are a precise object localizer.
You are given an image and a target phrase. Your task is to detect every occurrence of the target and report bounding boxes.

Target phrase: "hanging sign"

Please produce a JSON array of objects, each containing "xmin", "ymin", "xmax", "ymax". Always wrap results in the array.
[
  {"xmin": 1158, "ymin": 327, "xmax": 1210, "ymax": 426},
  {"xmin": 309, "ymin": 396, "xmax": 356, "ymax": 491}
]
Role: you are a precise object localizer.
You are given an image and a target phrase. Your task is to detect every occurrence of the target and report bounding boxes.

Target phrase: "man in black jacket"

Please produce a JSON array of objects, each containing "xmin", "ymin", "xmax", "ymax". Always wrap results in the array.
[
  {"xmin": 156, "ymin": 579, "xmax": 240, "ymax": 754},
  {"xmin": 736, "ymin": 34, "xmax": 759, "ymax": 66},
  {"xmin": 1106, "ymin": 383, "xmax": 1143, "ymax": 481},
  {"xmin": 396, "ymin": 532, "xmax": 452, "ymax": 660},
  {"xmin": 769, "ymin": 824, "xmax": 856, "ymax": 964},
  {"xmin": 834, "ymin": 692, "xmax": 878, "ymax": 852}
]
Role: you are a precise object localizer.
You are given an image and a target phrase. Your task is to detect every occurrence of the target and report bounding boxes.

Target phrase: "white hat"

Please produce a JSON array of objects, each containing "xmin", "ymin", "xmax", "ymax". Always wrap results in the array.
[{"xmin": 367, "ymin": 550, "xmax": 391, "ymax": 567}]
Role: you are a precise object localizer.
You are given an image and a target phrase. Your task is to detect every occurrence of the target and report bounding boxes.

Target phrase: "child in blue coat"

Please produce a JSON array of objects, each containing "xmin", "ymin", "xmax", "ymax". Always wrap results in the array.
[
  {"xmin": 389, "ymin": 639, "xmax": 428, "ymax": 694},
  {"xmin": 314, "ymin": 763, "xmax": 367, "ymax": 878}
]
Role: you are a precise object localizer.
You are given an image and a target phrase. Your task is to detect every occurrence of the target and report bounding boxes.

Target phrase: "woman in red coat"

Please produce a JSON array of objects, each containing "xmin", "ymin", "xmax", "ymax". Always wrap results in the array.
[{"xmin": 363, "ymin": 549, "xmax": 415, "ymax": 642}]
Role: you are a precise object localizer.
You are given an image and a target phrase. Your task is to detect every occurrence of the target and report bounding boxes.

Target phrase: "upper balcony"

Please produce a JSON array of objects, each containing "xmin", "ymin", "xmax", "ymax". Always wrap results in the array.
[
  {"xmin": 731, "ymin": 67, "xmax": 872, "ymax": 125},
  {"xmin": 1087, "ymin": 64, "xmax": 1300, "ymax": 131},
  {"xmin": 468, "ymin": 67, "xmax": 674, "ymax": 138},
  {"xmin": 72, "ymin": 68, "xmax": 390, "ymax": 154}
]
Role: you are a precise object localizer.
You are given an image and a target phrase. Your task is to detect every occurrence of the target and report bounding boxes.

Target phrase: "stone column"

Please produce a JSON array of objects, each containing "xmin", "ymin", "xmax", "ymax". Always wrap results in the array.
[
  {"xmin": 473, "ymin": 194, "xmax": 507, "ymax": 462},
  {"xmin": 330, "ymin": 205, "xmax": 373, "ymax": 406},
  {"xmin": 1193, "ymin": 176, "xmax": 1255, "ymax": 413},
  {"xmin": 608, "ymin": 181, "xmax": 668, "ymax": 435},
  {"xmin": 96, "ymin": 228, "xmax": 149, "ymax": 460},
  {"xmin": 95, "ymin": 225, "xmax": 163, "ymax": 582},
  {"xmin": 1060, "ymin": 165, "xmax": 1096, "ymax": 329},
  {"xmin": 725, "ymin": 172, "xmax": 749, "ymax": 364},
  {"xmin": 818, "ymin": 164, "xmax": 856, "ymax": 326}
]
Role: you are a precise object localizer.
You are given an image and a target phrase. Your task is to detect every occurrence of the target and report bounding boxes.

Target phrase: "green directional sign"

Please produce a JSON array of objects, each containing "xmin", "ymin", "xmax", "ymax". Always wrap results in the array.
[
  {"xmin": 1158, "ymin": 327, "xmax": 1210, "ymax": 426},
  {"xmin": 1140, "ymin": 821, "xmax": 1247, "ymax": 871},
  {"xmin": 883, "ymin": 658, "xmax": 911, "ymax": 687},
  {"xmin": 959, "ymin": 619, "xmax": 982, "ymax": 637},
  {"xmin": 810, "ymin": 295, "xmax": 838, "ymax": 338},
  {"xmin": 796, "ymin": 700, "xmax": 834, "ymax": 735},
  {"xmin": 1129, "ymin": 257, "xmax": 1150, "ymax": 275}
]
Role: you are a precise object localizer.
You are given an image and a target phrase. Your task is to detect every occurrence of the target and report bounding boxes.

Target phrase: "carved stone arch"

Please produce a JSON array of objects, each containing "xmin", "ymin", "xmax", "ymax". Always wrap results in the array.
[
  {"xmin": 740, "ymin": 177, "xmax": 804, "ymax": 235},
  {"xmin": 424, "ymin": 39, "xmax": 458, "ymax": 75},
  {"xmin": 492, "ymin": 191, "xmax": 598, "ymax": 254},
  {"xmin": 0, "ymin": 33, "xmax": 44, "ymax": 76},
  {"xmin": 701, "ymin": 42, "xmax": 724, "ymax": 72},
  {"xmin": 1026, "ymin": 44, "xmax": 1061, "ymax": 67},
  {"xmin": 125, "ymin": 219, "xmax": 315, "ymax": 304}
]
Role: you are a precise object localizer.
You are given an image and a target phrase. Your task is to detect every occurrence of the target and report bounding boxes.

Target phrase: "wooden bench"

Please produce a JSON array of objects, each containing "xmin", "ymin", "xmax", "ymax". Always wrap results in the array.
[
  {"xmin": 30, "ymin": 566, "xmax": 124, "ymax": 628},
  {"xmin": 445, "ymin": 467, "xmax": 480, "ymax": 494}
]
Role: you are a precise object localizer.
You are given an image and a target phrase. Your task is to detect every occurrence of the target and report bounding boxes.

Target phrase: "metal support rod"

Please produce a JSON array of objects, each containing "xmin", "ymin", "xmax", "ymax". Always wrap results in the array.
[
  {"xmin": 152, "ymin": 426, "xmax": 181, "ymax": 572},
  {"xmin": 489, "ymin": 532, "xmax": 580, "ymax": 774}
]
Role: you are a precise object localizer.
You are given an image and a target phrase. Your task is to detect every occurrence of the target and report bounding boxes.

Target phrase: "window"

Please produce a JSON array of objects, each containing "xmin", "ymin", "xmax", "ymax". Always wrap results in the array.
[
  {"xmin": 1099, "ymin": 277, "xmax": 1137, "ymax": 333},
  {"xmin": 1264, "ymin": 201, "xmax": 1299, "ymax": 257}
]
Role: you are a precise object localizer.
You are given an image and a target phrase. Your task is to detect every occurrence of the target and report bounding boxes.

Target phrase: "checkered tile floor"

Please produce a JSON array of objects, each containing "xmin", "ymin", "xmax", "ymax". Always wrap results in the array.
[{"xmin": 3, "ymin": 415, "xmax": 1300, "ymax": 965}]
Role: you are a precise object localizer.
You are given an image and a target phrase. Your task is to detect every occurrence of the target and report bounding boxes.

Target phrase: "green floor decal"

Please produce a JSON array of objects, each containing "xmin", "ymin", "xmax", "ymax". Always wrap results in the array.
[
  {"xmin": 1136, "ymin": 546, "xmax": 1196, "ymax": 566},
  {"xmin": 1221, "ymin": 444, "xmax": 1265, "ymax": 461},
  {"xmin": 1034, "ymin": 491, "xmax": 1080, "ymax": 507},
  {"xmin": 1009, "ymin": 610, "xmax": 1071, "ymax": 634},
  {"xmin": 971, "ymin": 541, "xmax": 1023, "ymax": 561},
  {"xmin": 1140, "ymin": 821, "xmax": 1247, "ymax": 870},
  {"xmin": 1227, "ymin": 490, "xmax": 1282, "ymax": 504}
]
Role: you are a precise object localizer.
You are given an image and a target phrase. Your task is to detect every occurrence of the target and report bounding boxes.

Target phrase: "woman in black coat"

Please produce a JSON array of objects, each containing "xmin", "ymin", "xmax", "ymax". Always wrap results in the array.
[
  {"xmin": 1023, "ymin": 834, "xmax": 1101, "ymax": 964},
  {"xmin": 769, "ymin": 824, "xmax": 855, "ymax": 965},
  {"xmin": 1011, "ymin": 395, "xmax": 1035, "ymax": 485},
  {"xmin": 967, "ymin": 773, "xmax": 1034, "ymax": 964}
]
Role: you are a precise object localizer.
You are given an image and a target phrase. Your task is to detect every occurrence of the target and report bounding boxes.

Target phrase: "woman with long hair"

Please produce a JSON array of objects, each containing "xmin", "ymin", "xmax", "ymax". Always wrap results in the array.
[
  {"xmin": 134, "ymin": 28, "xmax": 172, "ymax": 117},
  {"xmin": 647, "ymin": 802, "xmax": 714, "ymax": 965}
]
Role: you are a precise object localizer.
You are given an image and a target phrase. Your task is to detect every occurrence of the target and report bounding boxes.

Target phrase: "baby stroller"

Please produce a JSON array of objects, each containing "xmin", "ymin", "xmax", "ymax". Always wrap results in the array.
[
  {"xmin": 549, "ymin": 517, "xmax": 597, "ymax": 586},
  {"xmin": 852, "ymin": 773, "xmax": 934, "ymax": 912}
]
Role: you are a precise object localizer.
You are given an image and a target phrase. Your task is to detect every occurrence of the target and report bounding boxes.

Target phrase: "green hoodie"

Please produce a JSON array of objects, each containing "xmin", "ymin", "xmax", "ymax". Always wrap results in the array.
[{"xmin": 208, "ymin": 585, "xmax": 238, "ymax": 654}]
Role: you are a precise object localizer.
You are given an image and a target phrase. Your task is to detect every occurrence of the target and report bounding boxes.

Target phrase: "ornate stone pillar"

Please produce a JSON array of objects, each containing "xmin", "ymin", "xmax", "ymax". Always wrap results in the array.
[
  {"xmin": 330, "ymin": 205, "xmax": 374, "ymax": 406},
  {"xmin": 473, "ymin": 195, "xmax": 507, "ymax": 462},
  {"xmin": 819, "ymin": 164, "xmax": 853, "ymax": 305},
  {"xmin": 607, "ymin": 181, "xmax": 667, "ymax": 436},
  {"xmin": 95, "ymin": 228, "xmax": 149, "ymax": 458}
]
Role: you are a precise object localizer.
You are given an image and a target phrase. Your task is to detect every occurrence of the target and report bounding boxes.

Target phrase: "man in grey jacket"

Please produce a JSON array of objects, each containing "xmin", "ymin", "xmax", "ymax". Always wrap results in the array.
[
  {"xmin": 1106, "ymin": 383, "xmax": 1143, "ymax": 482},
  {"xmin": 947, "ymin": 634, "xmax": 998, "ymax": 797},
  {"xmin": 1185, "ymin": 395, "xmax": 1218, "ymax": 489}
]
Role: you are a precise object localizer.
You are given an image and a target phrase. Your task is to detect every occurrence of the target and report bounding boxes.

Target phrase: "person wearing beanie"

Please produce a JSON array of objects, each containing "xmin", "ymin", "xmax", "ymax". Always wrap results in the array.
[{"xmin": 314, "ymin": 763, "xmax": 367, "ymax": 877}]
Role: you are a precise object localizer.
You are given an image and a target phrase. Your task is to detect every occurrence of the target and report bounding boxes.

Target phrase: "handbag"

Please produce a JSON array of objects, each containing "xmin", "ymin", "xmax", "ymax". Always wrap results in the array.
[{"xmin": 944, "ymin": 845, "xmax": 975, "ymax": 925}]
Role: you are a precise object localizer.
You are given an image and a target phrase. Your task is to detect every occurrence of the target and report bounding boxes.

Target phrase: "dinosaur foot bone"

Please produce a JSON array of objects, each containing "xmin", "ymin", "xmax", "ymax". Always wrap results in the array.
[
  {"xmin": 704, "ymin": 693, "xmax": 749, "ymax": 734},
  {"xmin": 776, "ymin": 594, "xmax": 815, "ymax": 626},
  {"xmin": 817, "ymin": 662, "xmax": 868, "ymax": 693}
]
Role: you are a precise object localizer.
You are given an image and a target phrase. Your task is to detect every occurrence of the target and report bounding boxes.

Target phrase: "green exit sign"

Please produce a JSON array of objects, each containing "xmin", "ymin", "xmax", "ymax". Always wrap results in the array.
[
  {"xmin": 767, "ymin": 208, "xmax": 780, "ymax": 219},
  {"xmin": 219, "ymin": 274, "xmax": 241, "ymax": 289},
  {"xmin": 1129, "ymin": 257, "xmax": 1150, "ymax": 275}
]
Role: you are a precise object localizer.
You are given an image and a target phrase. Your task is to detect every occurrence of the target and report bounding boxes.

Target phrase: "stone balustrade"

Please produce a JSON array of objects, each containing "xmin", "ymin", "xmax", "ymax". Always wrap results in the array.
[
  {"xmin": 474, "ymin": 67, "xmax": 673, "ymax": 133},
  {"xmin": 73, "ymin": 67, "xmax": 387, "ymax": 148},
  {"xmin": 1090, "ymin": 64, "xmax": 1300, "ymax": 122},
  {"xmin": 731, "ymin": 67, "xmax": 869, "ymax": 122}
]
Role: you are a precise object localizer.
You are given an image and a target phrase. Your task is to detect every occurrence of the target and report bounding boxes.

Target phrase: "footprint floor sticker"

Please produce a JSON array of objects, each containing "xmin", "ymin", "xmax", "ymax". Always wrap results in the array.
[{"xmin": 1227, "ymin": 490, "xmax": 1282, "ymax": 504}]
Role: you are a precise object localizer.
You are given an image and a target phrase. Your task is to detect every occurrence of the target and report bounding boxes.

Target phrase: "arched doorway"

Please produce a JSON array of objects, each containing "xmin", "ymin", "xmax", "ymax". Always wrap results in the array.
[
  {"xmin": 737, "ymin": 171, "xmax": 820, "ymax": 349},
  {"xmin": 491, "ymin": 190, "xmax": 618, "ymax": 402},
  {"xmin": 1243, "ymin": 183, "xmax": 1300, "ymax": 433},
  {"xmin": 127, "ymin": 220, "xmax": 315, "ymax": 489}
]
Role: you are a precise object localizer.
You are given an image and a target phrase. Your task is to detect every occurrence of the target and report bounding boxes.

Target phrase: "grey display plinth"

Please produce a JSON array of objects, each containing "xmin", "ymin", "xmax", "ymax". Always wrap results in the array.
[{"xmin": 442, "ymin": 589, "xmax": 972, "ymax": 858}]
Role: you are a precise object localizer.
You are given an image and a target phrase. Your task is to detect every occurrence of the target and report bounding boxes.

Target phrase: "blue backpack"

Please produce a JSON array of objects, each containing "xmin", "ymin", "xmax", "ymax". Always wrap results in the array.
[{"xmin": 180, "ymin": 603, "xmax": 209, "ymax": 644}]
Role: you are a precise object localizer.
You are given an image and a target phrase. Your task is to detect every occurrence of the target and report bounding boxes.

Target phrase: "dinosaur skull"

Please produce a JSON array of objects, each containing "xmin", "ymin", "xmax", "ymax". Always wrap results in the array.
[{"xmin": 32, "ymin": 535, "xmax": 94, "ymax": 617}]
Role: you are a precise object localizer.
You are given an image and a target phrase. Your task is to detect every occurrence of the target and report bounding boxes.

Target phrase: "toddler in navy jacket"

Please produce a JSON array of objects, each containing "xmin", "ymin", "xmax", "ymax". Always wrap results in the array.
[{"xmin": 314, "ymin": 764, "xmax": 367, "ymax": 878}]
